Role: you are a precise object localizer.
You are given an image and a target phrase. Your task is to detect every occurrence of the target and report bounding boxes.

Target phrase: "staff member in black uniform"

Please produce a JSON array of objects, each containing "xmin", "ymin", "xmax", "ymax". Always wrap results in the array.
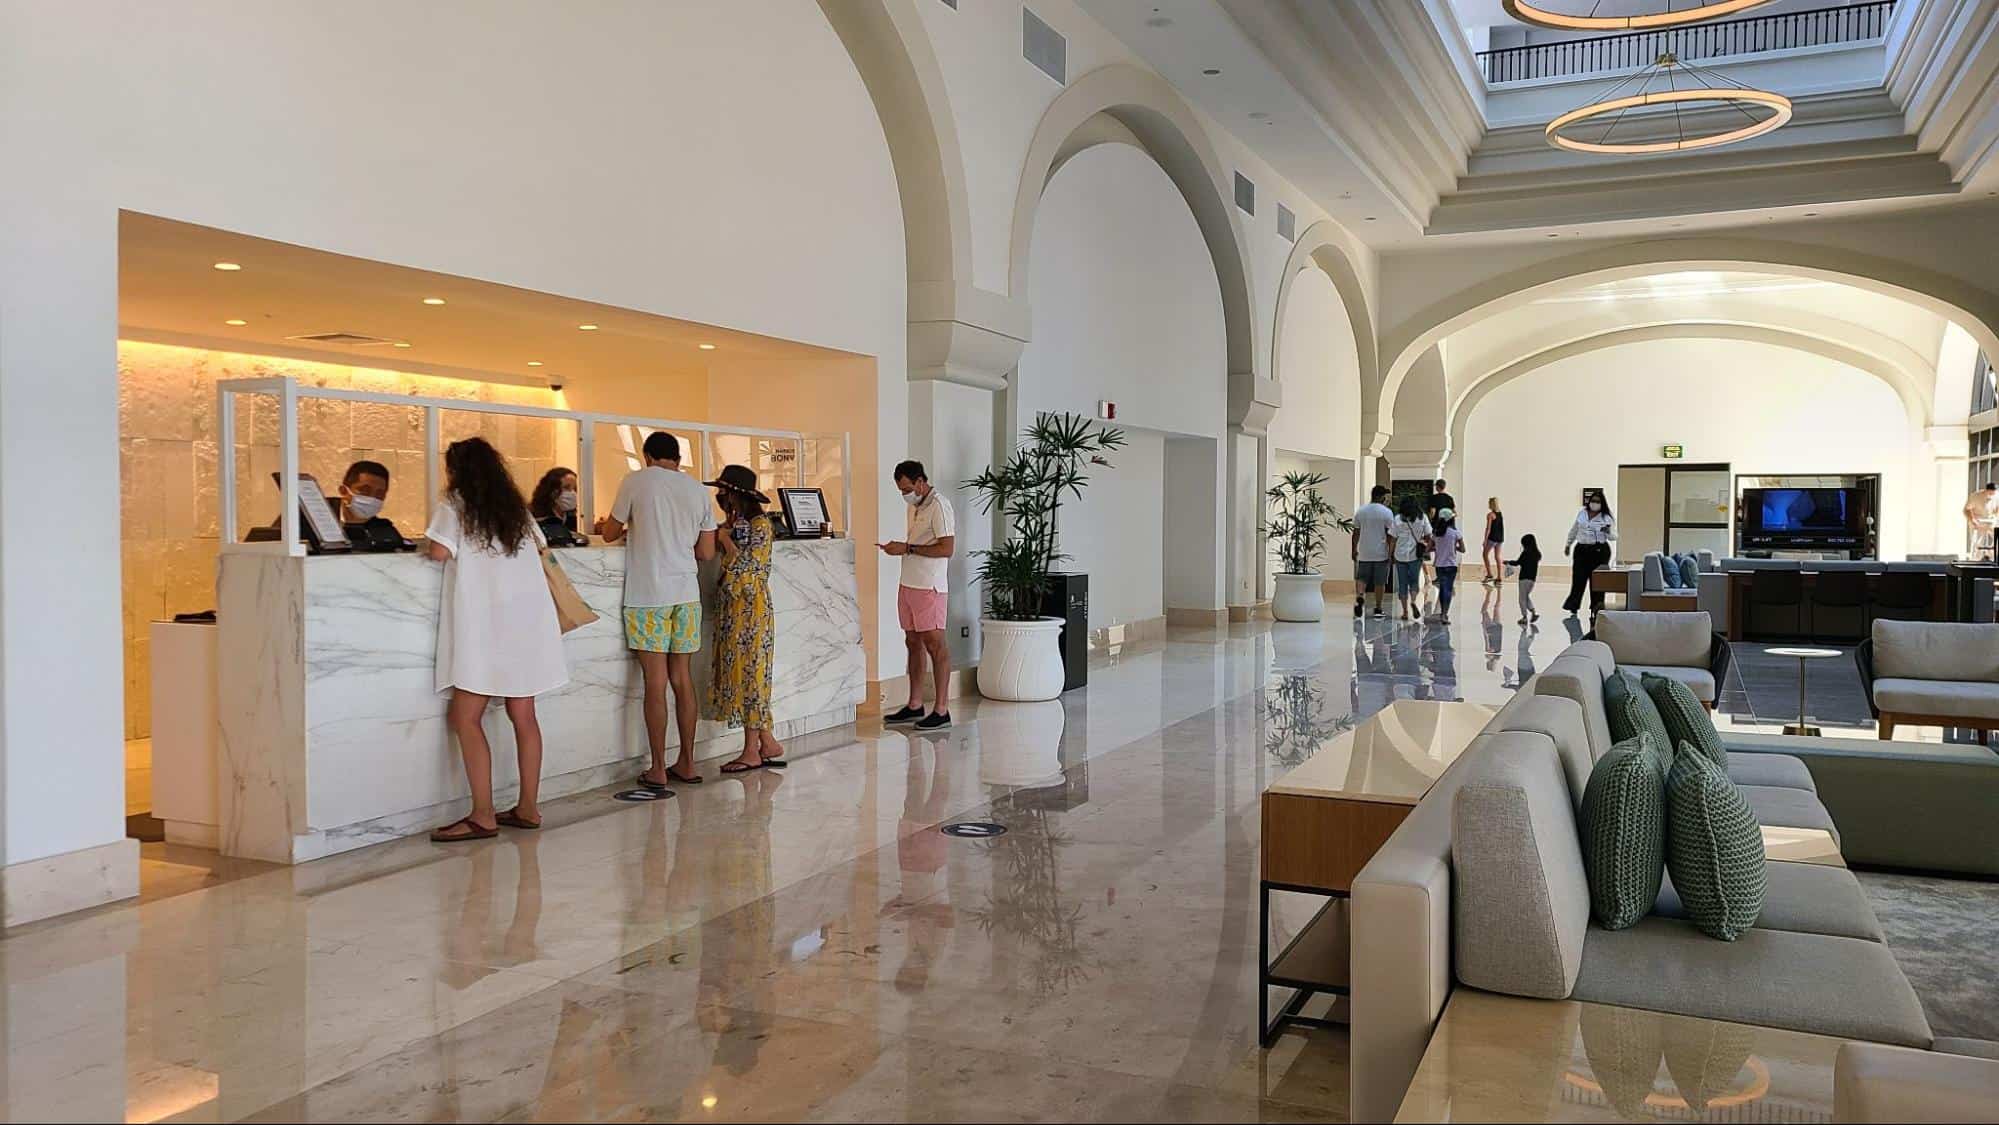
[
  {"xmin": 530, "ymin": 466, "xmax": 586, "ymax": 546},
  {"xmin": 1562, "ymin": 494, "xmax": 1617, "ymax": 618}
]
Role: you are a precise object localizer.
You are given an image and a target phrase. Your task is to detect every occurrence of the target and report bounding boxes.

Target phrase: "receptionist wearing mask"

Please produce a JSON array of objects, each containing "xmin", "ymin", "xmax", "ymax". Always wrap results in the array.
[
  {"xmin": 336, "ymin": 460, "xmax": 392, "ymax": 524},
  {"xmin": 530, "ymin": 467, "xmax": 586, "ymax": 546}
]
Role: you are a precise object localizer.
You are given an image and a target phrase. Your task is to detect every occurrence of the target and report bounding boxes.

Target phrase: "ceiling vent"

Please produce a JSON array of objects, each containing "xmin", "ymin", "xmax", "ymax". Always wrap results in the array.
[
  {"xmin": 286, "ymin": 331, "xmax": 396, "ymax": 347},
  {"xmin": 1277, "ymin": 202, "xmax": 1297, "ymax": 241},
  {"xmin": 1234, "ymin": 172, "xmax": 1256, "ymax": 216},
  {"xmin": 1024, "ymin": 8, "xmax": 1065, "ymax": 84}
]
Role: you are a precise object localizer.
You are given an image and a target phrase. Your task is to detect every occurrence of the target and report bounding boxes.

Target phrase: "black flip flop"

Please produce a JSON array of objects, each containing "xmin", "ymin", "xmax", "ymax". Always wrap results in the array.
[
  {"xmin": 636, "ymin": 773, "xmax": 669, "ymax": 792},
  {"xmin": 719, "ymin": 760, "xmax": 763, "ymax": 774},
  {"xmin": 761, "ymin": 757, "xmax": 788, "ymax": 769},
  {"xmin": 666, "ymin": 766, "xmax": 704, "ymax": 785}
]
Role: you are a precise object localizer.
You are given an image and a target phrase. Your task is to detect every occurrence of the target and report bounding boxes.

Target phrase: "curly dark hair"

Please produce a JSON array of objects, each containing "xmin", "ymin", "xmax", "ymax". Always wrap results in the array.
[
  {"xmin": 444, "ymin": 438, "xmax": 533, "ymax": 556},
  {"xmin": 529, "ymin": 466, "xmax": 576, "ymax": 520}
]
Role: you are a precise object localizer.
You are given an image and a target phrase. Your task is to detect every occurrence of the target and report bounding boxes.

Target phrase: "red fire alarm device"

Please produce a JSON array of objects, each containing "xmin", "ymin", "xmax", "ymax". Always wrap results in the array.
[{"xmin": 1098, "ymin": 400, "xmax": 1117, "ymax": 420}]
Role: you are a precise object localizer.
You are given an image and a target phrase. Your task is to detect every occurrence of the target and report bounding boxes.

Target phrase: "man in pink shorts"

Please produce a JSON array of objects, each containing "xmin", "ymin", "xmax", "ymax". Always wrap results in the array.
[{"xmin": 879, "ymin": 460, "xmax": 956, "ymax": 731}]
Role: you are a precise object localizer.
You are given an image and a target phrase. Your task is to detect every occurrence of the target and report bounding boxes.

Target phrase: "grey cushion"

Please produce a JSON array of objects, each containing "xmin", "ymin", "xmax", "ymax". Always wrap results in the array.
[
  {"xmin": 1739, "ymin": 784, "xmax": 1840, "ymax": 842},
  {"xmin": 1933, "ymin": 1038, "xmax": 1999, "ymax": 1060},
  {"xmin": 1604, "ymin": 671, "xmax": 1675, "ymax": 770},
  {"xmin": 1642, "ymin": 553, "xmax": 1668, "ymax": 592},
  {"xmin": 1657, "ymin": 861, "xmax": 1882, "ymax": 942},
  {"xmin": 1576, "ymin": 918, "xmax": 1933, "ymax": 1047},
  {"xmin": 1873, "ymin": 620, "xmax": 1999, "ymax": 682},
  {"xmin": 1495, "ymin": 693, "xmax": 1594, "ymax": 810},
  {"xmin": 1664, "ymin": 749, "xmax": 1765, "ymax": 941},
  {"xmin": 1599, "ymin": 610, "xmax": 1711, "ymax": 668},
  {"xmin": 1622, "ymin": 664, "xmax": 1716, "ymax": 703},
  {"xmin": 1724, "ymin": 753, "xmax": 1816, "ymax": 792},
  {"xmin": 1644, "ymin": 672, "xmax": 1727, "ymax": 767},
  {"xmin": 1580, "ymin": 739, "xmax": 1667, "ymax": 930},
  {"xmin": 1873, "ymin": 677, "xmax": 1999, "ymax": 720},
  {"xmin": 1537, "ymin": 654, "xmax": 1614, "ymax": 760},
  {"xmin": 1452, "ymin": 733, "xmax": 1591, "ymax": 998}
]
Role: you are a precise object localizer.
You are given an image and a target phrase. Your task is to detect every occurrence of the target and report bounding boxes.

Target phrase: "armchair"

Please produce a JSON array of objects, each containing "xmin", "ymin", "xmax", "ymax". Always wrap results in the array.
[{"xmin": 1857, "ymin": 620, "xmax": 1999, "ymax": 740}]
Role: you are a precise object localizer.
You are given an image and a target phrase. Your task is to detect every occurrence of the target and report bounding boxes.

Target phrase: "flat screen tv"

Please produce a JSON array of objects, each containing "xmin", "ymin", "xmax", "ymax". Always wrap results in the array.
[{"xmin": 1739, "ymin": 487, "xmax": 1864, "ymax": 549}]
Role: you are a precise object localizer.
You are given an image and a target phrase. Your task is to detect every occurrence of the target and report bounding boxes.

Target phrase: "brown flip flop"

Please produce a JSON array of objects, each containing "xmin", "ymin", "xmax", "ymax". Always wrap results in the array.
[
  {"xmin": 666, "ymin": 766, "xmax": 703, "ymax": 785},
  {"xmin": 430, "ymin": 817, "xmax": 498, "ymax": 842},
  {"xmin": 496, "ymin": 809, "xmax": 541, "ymax": 830}
]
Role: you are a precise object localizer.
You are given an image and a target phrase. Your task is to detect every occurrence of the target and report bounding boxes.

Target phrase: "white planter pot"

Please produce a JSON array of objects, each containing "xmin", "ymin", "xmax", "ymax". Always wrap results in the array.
[
  {"xmin": 1271, "ymin": 571, "xmax": 1327, "ymax": 622},
  {"xmin": 976, "ymin": 617, "xmax": 1067, "ymax": 702}
]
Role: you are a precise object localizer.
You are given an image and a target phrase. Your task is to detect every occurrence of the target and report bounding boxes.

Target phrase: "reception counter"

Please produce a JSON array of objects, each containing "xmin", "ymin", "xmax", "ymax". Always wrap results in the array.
[{"xmin": 215, "ymin": 538, "xmax": 865, "ymax": 863}]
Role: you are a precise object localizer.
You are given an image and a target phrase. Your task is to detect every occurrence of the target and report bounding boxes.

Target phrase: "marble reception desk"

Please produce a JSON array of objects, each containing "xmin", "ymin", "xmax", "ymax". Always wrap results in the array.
[{"xmin": 216, "ymin": 538, "xmax": 865, "ymax": 863}]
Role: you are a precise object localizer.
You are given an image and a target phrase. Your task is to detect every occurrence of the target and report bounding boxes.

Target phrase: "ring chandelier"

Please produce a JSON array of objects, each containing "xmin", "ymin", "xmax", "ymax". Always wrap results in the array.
[
  {"xmin": 1545, "ymin": 53, "xmax": 1791, "ymax": 155},
  {"xmin": 1501, "ymin": 0, "xmax": 1775, "ymax": 31}
]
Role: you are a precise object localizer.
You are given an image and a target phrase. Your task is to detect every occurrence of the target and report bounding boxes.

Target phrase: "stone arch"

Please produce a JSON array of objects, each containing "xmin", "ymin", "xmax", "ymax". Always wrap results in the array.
[
  {"xmin": 1445, "ymin": 322, "xmax": 1933, "ymax": 463},
  {"xmin": 1272, "ymin": 219, "xmax": 1379, "ymax": 448},
  {"xmin": 1009, "ymin": 63, "xmax": 1264, "ymax": 410},
  {"xmin": 1375, "ymin": 237, "xmax": 1999, "ymax": 454}
]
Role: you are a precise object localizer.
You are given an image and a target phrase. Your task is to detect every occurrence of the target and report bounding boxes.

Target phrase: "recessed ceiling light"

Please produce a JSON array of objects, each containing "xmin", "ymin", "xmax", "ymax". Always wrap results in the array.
[
  {"xmin": 422, "ymin": 297, "xmax": 446, "ymax": 305},
  {"xmin": 698, "ymin": 343, "xmax": 717, "ymax": 350},
  {"xmin": 224, "ymin": 318, "xmax": 247, "ymax": 326},
  {"xmin": 1804, "ymin": 211, "xmax": 1819, "ymax": 217},
  {"xmin": 212, "ymin": 261, "xmax": 241, "ymax": 271},
  {"xmin": 1547, "ymin": 233, "xmax": 1560, "ymax": 238},
  {"xmin": 1364, "ymin": 216, "xmax": 1377, "ymax": 222},
  {"xmin": 527, "ymin": 361, "xmax": 543, "ymax": 367},
  {"xmin": 1202, "ymin": 68, "xmax": 1220, "ymax": 76},
  {"xmin": 577, "ymin": 323, "xmax": 599, "ymax": 331},
  {"xmin": 393, "ymin": 341, "xmax": 412, "ymax": 348}
]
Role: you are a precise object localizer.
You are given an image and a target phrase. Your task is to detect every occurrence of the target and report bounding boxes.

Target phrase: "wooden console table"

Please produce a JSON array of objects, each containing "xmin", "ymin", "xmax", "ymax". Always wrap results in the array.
[{"xmin": 1258, "ymin": 699, "xmax": 1495, "ymax": 1044}]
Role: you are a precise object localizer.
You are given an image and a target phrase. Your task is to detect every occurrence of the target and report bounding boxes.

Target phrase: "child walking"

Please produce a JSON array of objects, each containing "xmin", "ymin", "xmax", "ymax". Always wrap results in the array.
[
  {"xmin": 1509, "ymin": 533, "xmax": 1543, "ymax": 626},
  {"xmin": 705, "ymin": 465, "xmax": 787, "ymax": 772},
  {"xmin": 1431, "ymin": 508, "xmax": 1464, "ymax": 623}
]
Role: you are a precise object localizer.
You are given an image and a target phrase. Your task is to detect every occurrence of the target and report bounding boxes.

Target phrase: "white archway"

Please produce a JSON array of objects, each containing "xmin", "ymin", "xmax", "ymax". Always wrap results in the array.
[
  {"xmin": 1272, "ymin": 219, "xmax": 1378, "ymax": 445},
  {"xmin": 1375, "ymin": 237, "xmax": 1999, "ymax": 454}
]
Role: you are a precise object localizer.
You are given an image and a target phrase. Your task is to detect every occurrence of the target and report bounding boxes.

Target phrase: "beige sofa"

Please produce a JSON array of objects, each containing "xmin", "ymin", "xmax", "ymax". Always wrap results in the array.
[
  {"xmin": 1348, "ymin": 639, "xmax": 1992, "ymax": 1121},
  {"xmin": 1859, "ymin": 619, "xmax": 1999, "ymax": 740}
]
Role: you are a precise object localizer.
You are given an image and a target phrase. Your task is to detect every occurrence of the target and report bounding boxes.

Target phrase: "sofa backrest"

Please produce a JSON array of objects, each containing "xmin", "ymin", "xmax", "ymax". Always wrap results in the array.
[
  {"xmin": 1350, "ymin": 728, "xmax": 1510, "ymax": 1122},
  {"xmin": 1874, "ymin": 620, "xmax": 1999, "ymax": 683},
  {"xmin": 1597, "ymin": 609, "xmax": 1711, "ymax": 669},
  {"xmin": 1695, "ymin": 549, "xmax": 1718, "ymax": 572},
  {"xmin": 1536, "ymin": 652, "xmax": 1612, "ymax": 758},
  {"xmin": 1494, "ymin": 694, "xmax": 1591, "ymax": 809},
  {"xmin": 1451, "ymin": 732, "xmax": 1590, "ymax": 1000}
]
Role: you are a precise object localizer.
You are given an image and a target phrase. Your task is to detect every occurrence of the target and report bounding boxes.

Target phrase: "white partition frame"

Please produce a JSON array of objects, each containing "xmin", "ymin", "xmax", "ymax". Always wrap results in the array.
[{"xmin": 217, "ymin": 376, "xmax": 850, "ymax": 552}]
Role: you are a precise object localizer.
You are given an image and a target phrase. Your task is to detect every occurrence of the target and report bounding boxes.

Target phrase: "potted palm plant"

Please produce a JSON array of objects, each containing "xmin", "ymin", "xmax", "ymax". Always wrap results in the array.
[
  {"xmin": 1262, "ymin": 471, "xmax": 1354, "ymax": 623},
  {"xmin": 966, "ymin": 412, "xmax": 1126, "ymax": 701}
]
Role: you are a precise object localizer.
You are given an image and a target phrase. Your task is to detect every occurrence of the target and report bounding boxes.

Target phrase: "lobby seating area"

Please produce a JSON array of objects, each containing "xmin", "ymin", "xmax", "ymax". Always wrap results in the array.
[
  {"xmin": 1859, "ymin": 618, "xmax": 1999, "ymax": 741},
  {"xmin": 1350, "ymin": 611, "xmax": 1999, "ymax": 1121}
]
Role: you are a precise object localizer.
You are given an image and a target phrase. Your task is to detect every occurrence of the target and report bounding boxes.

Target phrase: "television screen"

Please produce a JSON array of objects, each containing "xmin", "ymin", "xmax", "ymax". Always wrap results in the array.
[{"xmin": 1756, "ymin": 488, "xmax": 1848, "ymax": 533}]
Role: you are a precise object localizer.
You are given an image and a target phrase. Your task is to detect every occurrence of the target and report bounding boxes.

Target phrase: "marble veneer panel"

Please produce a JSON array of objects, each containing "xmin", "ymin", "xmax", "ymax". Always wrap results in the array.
[
  {"xmin": 217, "ymin": 553, "xmax": 309, "ymax": 863},
  {"xmin": 233, "ymin": 539, "xmax": 865, "ymax": 861}
]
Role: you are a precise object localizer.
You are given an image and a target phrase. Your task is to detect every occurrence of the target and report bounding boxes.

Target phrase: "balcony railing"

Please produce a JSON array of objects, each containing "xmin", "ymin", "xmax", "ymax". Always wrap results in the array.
[{"xmin": 1476, "ymin": 0, "xmax": 1896, "ymax": 84}]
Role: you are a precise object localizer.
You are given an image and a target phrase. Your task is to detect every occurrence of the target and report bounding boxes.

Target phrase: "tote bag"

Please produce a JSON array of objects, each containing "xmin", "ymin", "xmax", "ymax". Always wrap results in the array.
[{"xmin": 541, "ymin": 548, "xmax": 599, "ymax": 634}]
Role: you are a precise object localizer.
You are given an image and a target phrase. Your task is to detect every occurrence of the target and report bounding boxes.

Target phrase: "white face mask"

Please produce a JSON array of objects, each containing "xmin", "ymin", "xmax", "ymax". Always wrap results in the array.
[
  {"xmin": 902, "ymin": 489, "xmax": 923, "ymax": 507},
  {"xmin": 345, "ymin": 493, "xmax": 384, "ymax": 521},
  {"xmin": 556, "ymin": 489, "xmax": 578, "ymax": 513}
]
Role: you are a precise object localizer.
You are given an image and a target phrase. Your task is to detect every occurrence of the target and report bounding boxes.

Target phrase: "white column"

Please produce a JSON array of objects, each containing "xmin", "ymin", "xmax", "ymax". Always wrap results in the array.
[{"xmin": 1927, "ymin": 425, "xmax": 1971, "ymax": 558}]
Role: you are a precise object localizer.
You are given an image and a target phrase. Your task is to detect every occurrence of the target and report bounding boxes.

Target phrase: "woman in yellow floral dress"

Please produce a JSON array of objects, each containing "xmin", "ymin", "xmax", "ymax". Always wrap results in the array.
[{"xmin": 704, "ymin": 465, "xmax": 784, "ymax": 772}]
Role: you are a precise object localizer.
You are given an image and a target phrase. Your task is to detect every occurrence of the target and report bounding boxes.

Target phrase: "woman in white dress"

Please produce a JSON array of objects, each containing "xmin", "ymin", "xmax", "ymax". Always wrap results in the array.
[{"xmin": 424, "ymin": 437, "xmax": 568, "ymax": 841}]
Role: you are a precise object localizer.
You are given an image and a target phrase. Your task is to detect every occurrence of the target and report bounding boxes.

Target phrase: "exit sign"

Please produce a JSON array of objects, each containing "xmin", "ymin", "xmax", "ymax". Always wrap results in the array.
[{"xmin": 1662, "ymin": 444, "xmax": 1684, "ymax": 459}]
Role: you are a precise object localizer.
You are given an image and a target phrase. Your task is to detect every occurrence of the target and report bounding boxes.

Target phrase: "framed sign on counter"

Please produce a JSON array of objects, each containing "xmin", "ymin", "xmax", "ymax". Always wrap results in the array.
[{"xmin": 778, "ymin": 487, "xmax": 830, "ymax": 537}]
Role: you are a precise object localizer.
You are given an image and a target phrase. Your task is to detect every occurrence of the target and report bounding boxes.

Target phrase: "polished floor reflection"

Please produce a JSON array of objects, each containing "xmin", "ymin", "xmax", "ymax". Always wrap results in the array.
[{"xmin": 0, "ymin": 594, "xmax": 1872, "ymax": 1122}]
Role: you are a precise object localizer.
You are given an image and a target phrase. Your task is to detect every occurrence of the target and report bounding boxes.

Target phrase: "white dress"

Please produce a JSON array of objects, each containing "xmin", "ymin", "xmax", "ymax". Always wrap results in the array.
[{"xmin": 426, "ymin": 500, "xmax": 568, "ymax": 698}]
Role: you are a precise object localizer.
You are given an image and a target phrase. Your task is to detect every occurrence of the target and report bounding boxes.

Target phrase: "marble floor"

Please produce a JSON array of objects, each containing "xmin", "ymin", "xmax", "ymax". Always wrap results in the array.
[{"xmin": 2, "ymin": 587, "xmax": 1978, "ymax": 1122}]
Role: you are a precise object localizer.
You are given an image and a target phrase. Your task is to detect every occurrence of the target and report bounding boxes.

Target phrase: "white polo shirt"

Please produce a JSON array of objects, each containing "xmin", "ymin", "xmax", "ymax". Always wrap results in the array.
[{"xmin": 901, "ymin": 489, "xmax": 956, "ymax": 593}]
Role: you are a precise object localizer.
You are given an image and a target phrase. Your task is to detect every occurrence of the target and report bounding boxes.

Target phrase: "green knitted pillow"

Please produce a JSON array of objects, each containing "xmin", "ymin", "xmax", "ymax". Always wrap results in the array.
[
  {"xmin": 1604, "ymin": 672, "xmax": 1676, "ymax": 775},
  {"xmin": 1642, "ymin": 672, "xmax": 1726, "ymax": 768},
  {"xmin": 1579, "ymin": 734, "xmax": 1667, "ymax": 930},
  {"xmin": 1664, "ymin": 745, "xmax": 1765, "ymax": 941}
]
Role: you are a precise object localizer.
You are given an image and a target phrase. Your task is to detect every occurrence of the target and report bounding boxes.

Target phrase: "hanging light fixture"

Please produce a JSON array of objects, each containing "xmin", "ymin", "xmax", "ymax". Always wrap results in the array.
[
  {"xmin": 1546, "ymin": 53, "xmax": 1790, "ymax": 154},
  {"xmin": 1502, "ymin": 0, "xmax": 1775, "ymax": 31}
]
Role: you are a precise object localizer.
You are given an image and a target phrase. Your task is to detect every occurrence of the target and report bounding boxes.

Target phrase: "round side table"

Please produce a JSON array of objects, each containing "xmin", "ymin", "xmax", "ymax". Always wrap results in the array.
[{"xmin": 1763, "ymin": 646, "xmax": 1843, "ymax": 737}]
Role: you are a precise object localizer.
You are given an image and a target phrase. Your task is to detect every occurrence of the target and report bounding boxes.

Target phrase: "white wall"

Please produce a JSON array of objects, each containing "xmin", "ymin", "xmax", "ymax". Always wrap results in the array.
[
  {"xmin": 1013, "ymin": 143, "xmax": 1228, "ymax": 627},
  {"xmin": 1270, "ymin": 267, "xmax": 1364, "ymax": 463},
  {"xmin": 0, "ymin": 0, "xmax": 905, "ymax": 874},
  {"xmin": 1461, "ymin": 339, "xmax": 1921, "ymax": 560},
  {"xmin": 1164, "ymin": 437, "xmax": 1223, "ymax": 610}
]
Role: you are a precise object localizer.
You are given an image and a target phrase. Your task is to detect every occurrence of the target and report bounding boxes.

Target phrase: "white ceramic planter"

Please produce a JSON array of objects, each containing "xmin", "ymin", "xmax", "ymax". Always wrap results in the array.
[
  {"xmin": 976, "ymin": 617, "xmax": 1067, "ymax": 702},
  {"xmin": 1271, "ymin": 571, "xmax": 1327, "ymax": 622}
]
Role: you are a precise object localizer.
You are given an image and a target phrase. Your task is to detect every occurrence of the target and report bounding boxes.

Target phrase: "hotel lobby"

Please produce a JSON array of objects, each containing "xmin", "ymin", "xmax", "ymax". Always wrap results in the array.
[{"xmin": 5, "ymin": 0, "xmax": 1999, "ymax": 1121}]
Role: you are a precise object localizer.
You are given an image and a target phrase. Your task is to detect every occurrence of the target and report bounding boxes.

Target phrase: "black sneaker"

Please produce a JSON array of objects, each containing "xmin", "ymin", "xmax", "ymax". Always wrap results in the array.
[
  {"xmin": 914, "ymin": 711, "xmax": 953, "ymax": 732},
  {"xmin": 884, "ymin": 705, "xmax": 926, "ymax": 725}
]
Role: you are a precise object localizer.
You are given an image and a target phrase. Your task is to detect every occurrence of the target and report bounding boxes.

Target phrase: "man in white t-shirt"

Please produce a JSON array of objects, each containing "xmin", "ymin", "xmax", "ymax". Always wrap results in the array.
[
  {"xmin": 1967, "ymin": 482, "xmax": 1998, "ymax": 561},
  {"xmin": 597, "ymin": 432, "xmax": 717, "ymax": 788},
  {"xmin": 1351, "ymin": 484, "xmax": 1395, "ymax": 619},
  {"xmin": 879, "ymin": 460, "xmax": 956, "ymax": 731}
]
